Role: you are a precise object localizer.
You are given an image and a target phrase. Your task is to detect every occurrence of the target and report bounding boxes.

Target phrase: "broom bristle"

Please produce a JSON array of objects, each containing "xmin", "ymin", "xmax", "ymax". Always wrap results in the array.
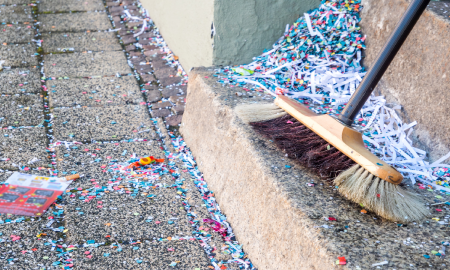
[
  {"xmin": 235, "ymin": 102, "xmax": 429, "ymax": 222},
  {"xmin": 334, "ymin": 164, "xmax": 429, "ymax": 222},
  {"xmin": 235, "ymin": 103, "xmax": 287, "ymax": 124},
  {"xmin": 250, "ymin": 114, "xmax": 355, "ymax": 179}
]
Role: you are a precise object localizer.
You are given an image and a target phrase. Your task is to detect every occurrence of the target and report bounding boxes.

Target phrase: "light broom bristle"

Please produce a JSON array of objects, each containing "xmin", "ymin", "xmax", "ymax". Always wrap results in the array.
[
  {"xmin": 334, "ymin": 164, "xmax": 429, "ymax": 223},
  {"xmin": 235, "ymin": 103, "xmax": 287, "ymax": 123}
]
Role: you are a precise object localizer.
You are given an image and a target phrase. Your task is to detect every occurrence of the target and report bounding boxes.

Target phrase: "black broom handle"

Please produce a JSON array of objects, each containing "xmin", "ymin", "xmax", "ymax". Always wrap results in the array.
[{"xmin": 337, "ymin": 0, "xmax": 431, "ymax": 126}]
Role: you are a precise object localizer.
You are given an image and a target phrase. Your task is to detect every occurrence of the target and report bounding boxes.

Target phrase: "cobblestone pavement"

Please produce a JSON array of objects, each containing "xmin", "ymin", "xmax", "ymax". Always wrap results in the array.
[{"xmin": 0, "ymin": 1, "xmax": 252, "ymax": 269}]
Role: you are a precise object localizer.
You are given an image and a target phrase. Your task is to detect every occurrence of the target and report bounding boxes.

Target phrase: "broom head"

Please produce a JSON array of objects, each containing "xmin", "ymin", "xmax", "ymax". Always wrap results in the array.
[
  {"xmin": 275, "ymin": 95, "xmax": 403, "ymax": 185},
  {"xmin": 236, "ymin": 95, "xmax": 429, "ymax": 222}
]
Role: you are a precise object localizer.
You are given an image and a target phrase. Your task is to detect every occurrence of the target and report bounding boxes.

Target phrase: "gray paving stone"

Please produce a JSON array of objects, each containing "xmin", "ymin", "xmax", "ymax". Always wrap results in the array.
[
  {"xmin": 0, "ymin": 0, "xmax": 30, "ymax": 4},
  {"xmin": 67, "ymin": 242, "xmax": 211, "ymax": 269},
  {"xmin": 106, "ymin": 1, "xmax": 120, "ymax": 7},
  {"xmin": 42, "ymin": 32, "xmax": 122, "ymax": 53},
  {"xmin": 38, "ymin": 0, "xmax": 105, "ymax": 12},
  {"xmin": 169, "ymin": 95, "xmax": 185, "ymax": 104},
  {"xmin": 165, "ymin": 115, "xmax": 182, "ymax": 127},
  {"xmin": 44, "ymin": 51, "xmax": 131, "ymax": 77},
  {"xmin": 143, "ymin": 85, "xmax": 156, "ymax": 91},
  {"xmin": 121, "ymin": 34, "xmax": 136, "ymax": 45},
  {"xmin": 125, "ymin": 44, "xmax": 135, "ymax": 51},
  {"xmin": 171, "ymin": 104, "xmax": 185, "ymax": 115},
  {"xmin": 159, "ymin": 76, "xmax": 182, "ymax": 87},
  {"xmin": 123, "ymin": 0, "xmax": 138, "ymax": 5},
  {"xmin": 0, "ymin": 94, "xmax": 44, "ymax": 127},
  {"xmin": 161, "ymin": 88, "xmax": 182, "ymax": 99},
  {"xmin": 55, "ymin": 140, "xmax": 160, "ymax": 188},
  {"xmin": 152, "ymin": 101, "xmax": 171, "ymax": 110},
  {"xmin": 126, "ymin": 5, "xmax": 138, "ymax": 10},
  {"xmin": 142, "ymin": 44, "xmax": 158, "ymax": 51},
  {"xmin": 128, "ymin": 9, "xmax": 142, "ymax": 17},
  {"xmin": 39, "ymin": 13, "xmax": 111, "ymax": 32},
  {"xmin": 134, "ymin": 63, "xmax": 153, "ymax": 75},
  {"xmin": 119, "ymin": 29, "xmax": 134, "ymax": 36},
  {"xmin": 144, "ymin": 49, "xmax": 161, "ymax": 57},
  {"xmin": 0, "ymin": 6, "xmax": 33, "ymax": 23},
  {"xmin": 0, "ymin": 127, "xmax": 49, "ymax": 169},
  {"xmin": 129, "ymin": 53, "xmax": 145, "ymax": 65},
  {"xmin": 151, "ymin": 109, "xmax": 170, "ymax": 118},
  {"xmin": 0, "ymin": 68, "xmax": 41, "ymax": 95},
  {"xmin": 150, "ymin": 57, "xmax": 168, "ymax": 70},
  {"xmin": 48, "ymin": 76, "xmax": 144, "ymax": 107},
  {"xmin": 112, "ymin": 16, "xmax": 122, "ymax": 25},
  {"xmin": 52, "ymin": 105, "xmax": 151, "ymax": 142},
  {"xmin": 141, "ymin": 74, "xmax": 155, "ymax": 83},
  {"xmin": 146, "ymin": 90, "xmax": 161, "ymax": 103},
  {"xmin": 0, "ymin": 24, "xmax": 34, "ymax": 44},
  {"xmin": 64, "ymin": 191, "xmax": 194, "ymax": 242},
  {"xmin": 0, "ymin": 44, "xmax": 38, "ymax": 67},
  {"xmin": 126, "ymin": 21, "xmax": 143, "ymax": 29},
  {"xmin": 0, "ymin": 204, "xmax": 67, "ymax": 267},
  {"xmin": 108, "ymin": 6, "xmax": 124, "ymax": 13},
  {"xmin": 128, "ymin": 51, "xmax": 142, "ymax": 57}
]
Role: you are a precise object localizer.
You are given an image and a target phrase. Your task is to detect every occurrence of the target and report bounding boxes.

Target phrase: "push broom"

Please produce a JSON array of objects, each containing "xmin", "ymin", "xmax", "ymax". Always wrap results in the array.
[{"xmin": 236, "ymin": 0, "xmax": 431, "ymax": 222}]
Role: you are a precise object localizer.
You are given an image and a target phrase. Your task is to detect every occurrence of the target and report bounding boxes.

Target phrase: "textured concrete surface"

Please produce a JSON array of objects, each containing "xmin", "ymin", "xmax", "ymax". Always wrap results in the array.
[
  {"xmin": 66, "ymin": 242, "xmax": 211, "ymax": 270},
  {"xmin": 52, "ymin": 105, "xmax": 151, "ymax": 142},
  {"xmin": 0, "ymin": 44, "xmax": 38, "ymax": 67},
  {"xmin": 0, "ymin": 25, "xmax": 34, "ymax": 44},
  {"xmin": 181, "ymin": 68, "xmax": 450, "ymax": 270},
  {"xmin": 39, "ymin": 13, "xmax": 112, "ymax": 32},
  {"xmin": 0, "ymin": 68, "xmax": 41, "ymax": 95},
  {"xmin": 55, "ymin": 140, "xmax": 159, "ymax": 187},
  {"xmin": 0, "ymin": 6, "xmax": 33, "ymax": 23},
  {"xmin": 0, "ymin": 94, "xmax": 44, "ymax": 127},
  {"xmin": 64, "ymin": 191, "xmax": 194, "ymax": 241},
  {"xmin": 38, "ymin": 0, "xmax": 105, "ymax": 12},
  {"xmin": 0, "ymin": 127, "xmax": 49, "ymax": 169},
  {"xmin": 42, "ymin": 32, "xmax": 122, "ymax": 53},
  {"xmin": 44, "ymin": 51, "xmax": 131, "ymax": 77},
  {"xmin": 48, "ymin": 76, "xmax": 144, "ymax": 107},
  {"xmin": 360, "ymin": 0, "xmax": 450, "ymax": 162}
]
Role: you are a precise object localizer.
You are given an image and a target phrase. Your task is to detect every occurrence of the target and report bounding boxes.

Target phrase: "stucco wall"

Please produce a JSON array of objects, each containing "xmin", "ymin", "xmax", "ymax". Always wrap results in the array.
[
  {"xmin": 359, "ymin": 0, "xmax": 450, "ymax": 161},
  {"xmin": 140, "ymin": 0, "xmax": 214, "ymax": 71},
  {"xmin": 141, "ymin": 0, "xmax": 321, "ymax": 71},
  {"xmin": 213, "ymin": 0, "xmax": 321, "ymax": 66}
]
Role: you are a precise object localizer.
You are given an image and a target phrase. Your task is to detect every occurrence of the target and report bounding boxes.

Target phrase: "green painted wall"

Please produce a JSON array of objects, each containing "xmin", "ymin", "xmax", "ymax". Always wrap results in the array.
[{"xmin": 213, "ymin": 0, "xmax": 321, "ymax": 66}]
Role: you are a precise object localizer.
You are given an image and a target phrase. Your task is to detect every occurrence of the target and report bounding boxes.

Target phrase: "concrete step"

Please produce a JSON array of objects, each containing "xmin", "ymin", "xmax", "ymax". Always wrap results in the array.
[
  {"xmin": 360, "ymin": 0, "xmax": 450, "ymax": 161},
  {"xmin": 181, "ymin": 67, "xmax": 449, "ymax": 270}
]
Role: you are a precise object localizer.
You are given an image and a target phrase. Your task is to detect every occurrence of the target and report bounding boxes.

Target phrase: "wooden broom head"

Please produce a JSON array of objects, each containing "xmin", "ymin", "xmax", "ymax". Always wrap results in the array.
[{"xmin": 275, "ymin": 95, "xmax": 403, "ymax": 185}]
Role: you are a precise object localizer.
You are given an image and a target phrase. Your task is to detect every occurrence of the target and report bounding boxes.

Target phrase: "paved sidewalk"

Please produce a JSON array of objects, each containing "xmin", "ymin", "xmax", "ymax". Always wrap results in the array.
[{"xmin": 0, "ymin": 0, "xmax": 251, "ymax": 269}]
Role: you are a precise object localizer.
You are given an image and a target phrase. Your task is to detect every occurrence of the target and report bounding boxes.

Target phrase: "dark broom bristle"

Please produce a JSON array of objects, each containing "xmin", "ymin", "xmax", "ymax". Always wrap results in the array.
[{"xmin": 250, "ymin": 115, "xmax": 355, "ymax": 179}]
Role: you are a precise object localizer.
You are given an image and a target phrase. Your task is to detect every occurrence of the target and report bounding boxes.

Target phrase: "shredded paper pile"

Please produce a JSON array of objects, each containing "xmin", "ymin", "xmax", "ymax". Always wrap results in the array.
[{"xmin": 215, "ymin": 0, "xmax": 450, "ymax": 193}]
